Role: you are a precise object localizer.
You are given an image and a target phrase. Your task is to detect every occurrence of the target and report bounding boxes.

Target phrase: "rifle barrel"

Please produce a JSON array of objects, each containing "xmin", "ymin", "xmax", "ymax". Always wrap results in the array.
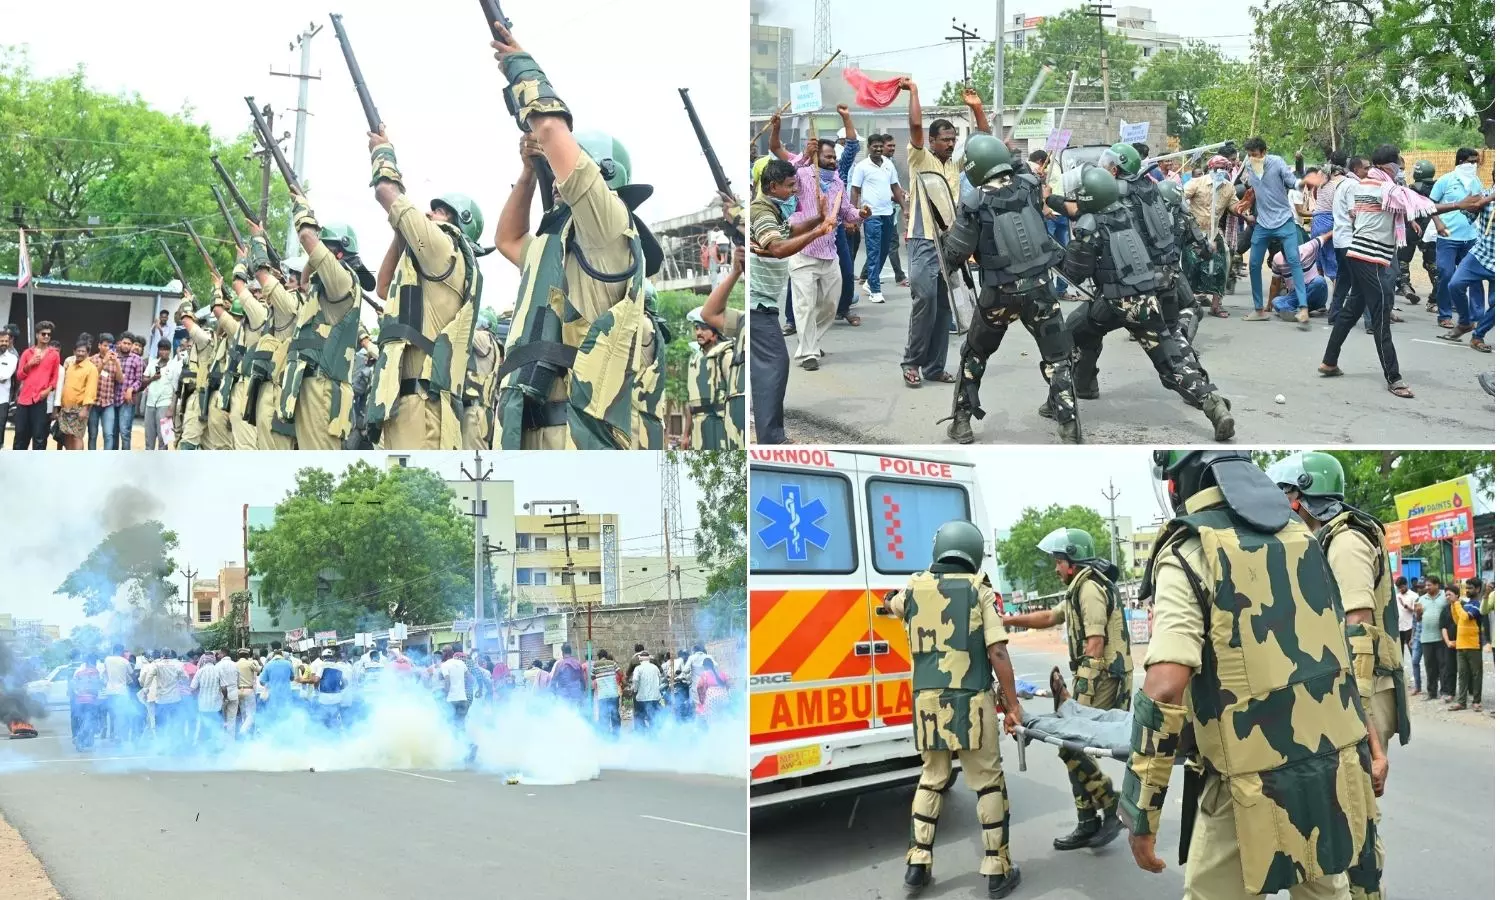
[
  {"xmin": 478, "ymin": 0, "xmax": 513, "ymax": 39},
  {"xmin": 210, "ymin": 185, "xmax": 246, "ymax": 248},
  {"xmin": 158, "ymin": 238, "xmax": 188, "ymax": 287},
  {"xmin": 181, "ymin": 219, "xmax": 219, "ymax": 278},
  {"xmin": 246, "ymin": 97, "xmax": 302, "ymax": 194},
  {"xmin": 330, "ymin": 14, "xmax": 381, "ymax": 133},
  {"xmin": 211, "ymin": 155, "xmax": 257, "ymax": 222},
  {"xmin": 679, "ymin": 88, "xmax": 742, "ymax": 243}
]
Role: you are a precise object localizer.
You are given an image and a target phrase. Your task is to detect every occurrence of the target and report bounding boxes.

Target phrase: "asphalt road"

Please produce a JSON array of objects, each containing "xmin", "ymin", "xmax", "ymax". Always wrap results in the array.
[
  {"xmin": 751, "ymin": 641, "xmax": 1496, "ymax": 900},
  {"xmin": 778, "ymin": 267, "xmax": 1495, "ymax": 446},
  {"xmin": 0, "ymin": 722, "xmax": 747, "ymax": 900}
]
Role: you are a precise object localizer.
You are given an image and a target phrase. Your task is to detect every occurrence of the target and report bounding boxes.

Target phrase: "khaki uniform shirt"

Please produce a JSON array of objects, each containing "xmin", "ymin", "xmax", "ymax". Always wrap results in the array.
[
  {"xmin": 388, "ymin": 194, "xmax": 466, "ymax": 381},
  {"xmin": 1142, "ymin": 488, "xmax": 1223, "ymax": 671},
  {"xmin": 305, "ymin": 240, "xmax": 359, "ymax": 352},
  {"xmin": 1051, "ymin": 570, "xmax": 1109, "ymax": 642},
  {"xmin": 906, "ymin": 144, "xmax": 962, "ymax": 241}
]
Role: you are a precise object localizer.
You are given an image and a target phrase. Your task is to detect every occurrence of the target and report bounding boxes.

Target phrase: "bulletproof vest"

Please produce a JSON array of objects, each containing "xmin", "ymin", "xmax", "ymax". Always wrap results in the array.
[
  {"xmin": 368, "ymin": 222, "xmax": 483, "ymax": 447},
  {"xmin": 248, "ymin": 286, "xmax": 299, "ymax": 384},
  {"xmin": 1090, "ymin": 205, "xmax": 1159, "ymax": 299},
  {"xmin": 973, "ymin": 174, "xmax": 1061, "ymax": 288},
  {"xmin": 725, "ymin": 329, "xmax": 746, "ymax": 449},
  {"xmin": 687, "ymin": 341, "xmax": 732, "ymax": 450},
  {"xmin": 277, "ymin": 269, "xmax": 363, "ymax": 437},
  {"xmin": 1063, "ymin": 566, "xmax": 1133, "ymax": 681},
  {"xmin": 494, "ymin": 206, "xmax": 667, "ymax": 450},
  {"xmin": 463, "ymin": 330, "xmax": 500, "ymax": 410},
  {"xmin": 1122, "ymin": 176, "xmax": 1180, "ymax": 268},
  {"xmin": 903, "ymin": 571, "xmax": 992, "ymax": 695},
  {"xmin": 1317, "ymin": 509, "xmax": 1410, "ymax": 745},
  {"xmin": 1145, "ymin": 491, "xmax": 1373, "ymax": 893},
  {"xmin": 200, "ymin": 329, "xmax": 231, "ymax": 420}
]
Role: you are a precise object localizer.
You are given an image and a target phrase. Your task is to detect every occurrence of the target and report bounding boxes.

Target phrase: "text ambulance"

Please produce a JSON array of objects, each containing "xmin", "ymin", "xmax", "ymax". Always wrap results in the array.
[{"xmin": 749, "ymin": 447, "xmax": 995, "ymax": 808}]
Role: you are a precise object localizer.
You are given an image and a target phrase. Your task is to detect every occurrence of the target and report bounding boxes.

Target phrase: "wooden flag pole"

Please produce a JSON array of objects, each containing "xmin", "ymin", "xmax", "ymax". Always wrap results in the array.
[{"xmin": 751, "ymin": 49, "xmax": 842, "ymax": 146}]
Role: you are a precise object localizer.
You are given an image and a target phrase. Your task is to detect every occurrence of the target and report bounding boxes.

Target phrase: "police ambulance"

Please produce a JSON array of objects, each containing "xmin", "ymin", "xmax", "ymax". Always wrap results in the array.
[{"xmin": 749, "ymin": 447, "xmax": 996, "ymax": 809}]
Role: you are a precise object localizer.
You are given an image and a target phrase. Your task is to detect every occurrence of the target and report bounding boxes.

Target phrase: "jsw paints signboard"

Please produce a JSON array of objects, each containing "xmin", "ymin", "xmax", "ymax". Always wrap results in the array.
[{"xmin": 1394, "ymin": 477, "xmax": 1474, "ymax": 544}]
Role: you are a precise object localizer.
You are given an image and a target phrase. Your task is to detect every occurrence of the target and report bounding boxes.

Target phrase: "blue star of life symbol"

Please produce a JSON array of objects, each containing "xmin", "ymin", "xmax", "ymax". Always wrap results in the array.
[{"xmin": 757, "ymin": 484, "xmax": 830, "ymax": 562}]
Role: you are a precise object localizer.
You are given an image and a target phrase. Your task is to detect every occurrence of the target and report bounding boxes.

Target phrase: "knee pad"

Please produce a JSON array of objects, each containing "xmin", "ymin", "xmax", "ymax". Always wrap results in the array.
[{"xmin": 1034, "ymin": 307, "xmax": 1073, "ymax": 362}]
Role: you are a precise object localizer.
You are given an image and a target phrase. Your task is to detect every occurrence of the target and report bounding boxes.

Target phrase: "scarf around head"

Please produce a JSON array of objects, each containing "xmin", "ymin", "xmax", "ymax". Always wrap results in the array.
[{"xmin": 1367, "ymin": 166, "xmax": 1438, "ymax": 248}]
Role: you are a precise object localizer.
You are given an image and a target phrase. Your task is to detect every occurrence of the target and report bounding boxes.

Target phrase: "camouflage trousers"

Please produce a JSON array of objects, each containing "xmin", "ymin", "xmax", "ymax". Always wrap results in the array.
[
  {"xmin": 178, "ymin": 390, "xmax": 204, "ymax": 449},
  {"xmin": 908, "ymin": 701, "xmax": 1013, "ymax": 876},
  {"xmin": 1347, "ymin": 688, "xmax": 1398, "ymax": 900},
  {"xmin": 1060, "ymin": 672, "xmax": 1129, "ymax": 817},
  {"xmin": 1065, "ymin": 293, "xmax": 1215, "ymax": 407},
  {"xmin": 955, "ymin": 284, "xmax": 1077, "ymax": 425},
  {"xmin": 1186, "ymin": 772, "xmax": 1352, "ymax": 900}
]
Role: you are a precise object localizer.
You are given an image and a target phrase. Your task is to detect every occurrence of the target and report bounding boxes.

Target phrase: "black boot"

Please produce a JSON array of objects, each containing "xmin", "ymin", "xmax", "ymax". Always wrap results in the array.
[
  {"xmin": 946, "ymin": 410, "xmax": 974, "ymax": 444},
  {"xmin": 1088, "ymin": 799, "xmax": 1124, "ymax": 848},
  {"xmin": 987, "ymin": 867, "xmax": 1022, "ymax": 898},
  {"xmin": 904, "ymin": 863, "xmax": 932, "ymax": 895},
  {"xmin": 1053, "ymin": 814, "xmax": 1101, "ymax": 850},
  {"xmin": 1202, "ymin": 392, "xmax": 1235, "ymax": 442}
]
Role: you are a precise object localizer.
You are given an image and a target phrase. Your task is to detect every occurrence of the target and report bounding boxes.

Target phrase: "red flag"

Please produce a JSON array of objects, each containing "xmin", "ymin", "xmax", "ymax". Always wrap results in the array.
[
  {"xmin": 16, "ymin": 229, "xmax": 32, "ymax": 289},
  {"xmin": 842, "ymin": 68, "xmax": 905, "ymax": 109}
]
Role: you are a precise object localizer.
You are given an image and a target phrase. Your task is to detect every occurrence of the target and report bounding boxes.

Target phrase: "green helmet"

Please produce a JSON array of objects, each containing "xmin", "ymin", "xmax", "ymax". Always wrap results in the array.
[
  {"xmin": 1412, "ymin": 160, "xmax": 1436, "ymax": 181},
  {"xmin": 1075, "ymin": 167, "xmax": 1122, "ymax": 214},
  {"xmin": 932, "ymin": 520, "xmax": 986, "ymax": 572},
  {"xmin": 644, "ymin": 281, "xmax": 658, "ymax": 304},
  {"xmin": 431, "ymin": 193, "xmax": 484, "ymax": 244},
  {"xmin": 961, "ymin": 133, "xmax": 1014, "ymax": 185},
  {"xmin": 476, "ymin": 308, "xmax": 499, "ymax": 333},
  {"xmin": 1151, "ymin": 450, "xmax": 1255, "ymax": 512},
  {"xmin": 318, "ymin": 222, "xmax": 359, "ymax": 256},
  {"xmin": 686, "ymin": 306, "xmax": 707, "ymax": 327},
  {"xmin": 575, "ymin": 129, "xmax": 631, "ymax": 191},
  {"xmin": 1037, "ymin": 527, "xmax": 1095, "ymax": 564},
  {"xmin": 229, "ymin": 298, "xmax": 244, "ymax": 317},
  {"xmin": 1157, "ymin": 179, "xmax": 1183, "ymax": 205},
  {"xmin": 1266, "ymin": 452, "xmax": 1345, "ymax": 499},
  {"xmin": 1101, "ymin": 142, "xmax": 1142, "ymax": 177},
  {"xmin": 283, "ymin": 254, "xmax": 309, "ymax": 275}
]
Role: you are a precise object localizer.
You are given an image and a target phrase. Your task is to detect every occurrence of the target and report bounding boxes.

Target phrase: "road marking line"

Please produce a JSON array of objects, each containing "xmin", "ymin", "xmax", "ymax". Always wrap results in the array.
[
  {"xmin": 377, "ymin": 768, "xmax": 456, "ymax": 783},
  {"xmin": 640, "ymin": 814, "xmax": 747, "ymax": 836},
  {"xmin": 1412, "ymin": 339, "xmax": 1465, "ymax": 348},
  {"xmin": 8, "ymin": 755, "xmax": 151, "ymax": 764}
]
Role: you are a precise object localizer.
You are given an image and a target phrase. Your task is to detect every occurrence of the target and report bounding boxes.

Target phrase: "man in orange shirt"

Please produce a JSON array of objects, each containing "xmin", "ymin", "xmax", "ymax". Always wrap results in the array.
[{"xmin": 58, "ymin": 337, "xmax": 99, "ymax": 450}]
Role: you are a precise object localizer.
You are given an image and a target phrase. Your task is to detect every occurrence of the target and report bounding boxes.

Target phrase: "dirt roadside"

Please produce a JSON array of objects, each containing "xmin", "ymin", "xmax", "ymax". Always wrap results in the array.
[{"xmin": 0, "ymin": 807, "xmax": 62, "ymax": 900}]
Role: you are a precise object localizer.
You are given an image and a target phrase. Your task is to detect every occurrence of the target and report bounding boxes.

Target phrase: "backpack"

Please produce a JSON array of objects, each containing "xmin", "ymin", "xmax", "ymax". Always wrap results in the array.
[{"xmin": 318, "ymin": 665, "xmax": 345, "ymax": 694}]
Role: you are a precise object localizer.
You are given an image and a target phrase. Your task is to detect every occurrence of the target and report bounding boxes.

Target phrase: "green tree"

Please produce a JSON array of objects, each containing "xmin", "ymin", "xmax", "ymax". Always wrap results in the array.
[
  {"xmin": 997, "ymin": 504, "xmax": 1113, "ymax": 597},
  {"xmin": 195, "ymin": 617, "xmax": 236, "ymax": 654},
  {"xmin": 67, "ymin": 624, "xmax": 105, "ymax": 655},
  {"xmin": 655, "ymin": 285, "xmax": 745, "ymax": 405},
  {"xmin": 1135, "ymin": 41, "xmax": 1247, "ymax": 147},
  {"xmin": 939, "ymin": 10, "xmax": 1141, "ymax": 108},
  {"xmin": 0, "ymin": 46, "xmax": 291, "ymax": 294},
  {"xmin": 1366, "ymin": 0, "xmax": 1495, "ymax": 147},
  {"xmin": 56, "ymin": 521, "xmax": 185, "ymax": 650},
  {"xmin": 247, "ymin": 461, "xmax": 473, "ymax": 634},
  {"xmin": 1250, "ymin": 450, "xmax": 1494, "ymax": 524},
  {"xmin": 675, "ymin": 449, "xmax": 747, "ymax": 638}
]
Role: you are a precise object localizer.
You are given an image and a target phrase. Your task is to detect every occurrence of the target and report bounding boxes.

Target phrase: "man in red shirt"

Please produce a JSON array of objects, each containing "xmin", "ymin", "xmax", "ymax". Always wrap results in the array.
[{"xmin": 11, "ymin": 320, "xmax": 59, "ymax": 450}]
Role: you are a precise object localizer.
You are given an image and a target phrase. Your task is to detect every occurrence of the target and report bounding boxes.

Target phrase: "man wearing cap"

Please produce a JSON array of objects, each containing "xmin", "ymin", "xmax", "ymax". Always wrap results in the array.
[
  {"xmin": 462, "ymin": 308, "xmax": 502, "ymax": 450},
  {"xmin": 489, "ymin": 24, "xmax": 670, "ymax": 450},
  {"xmin": 685, "ymin": 302, "xmax": 732, "ymax": 449},
  {"xmin": 236, "ymin": 222, "xmax": 303, "ymax": 450},
  {"xmin": 180, "ymin": 285, "xmax": 235, "ymax": 450},
  {"xmin": 222, "ymin": 254, "xmax": 265, "ymax": 450},
  {"xmin": 277, "ymin": 191, "xmax": 375, "ymax": 450},
  {"xmin": 176, "ymin": 296, "xmax": 212, "ymax": 449}
]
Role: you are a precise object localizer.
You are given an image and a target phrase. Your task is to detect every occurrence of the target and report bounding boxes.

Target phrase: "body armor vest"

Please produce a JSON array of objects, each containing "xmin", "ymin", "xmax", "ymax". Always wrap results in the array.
[
  {"xmin": 368, "ymin": 222, "xmax": 482, "ymax": 446},
  {"xmin": 495, "ymin": 207, "xmax": 667, "ymax": 450},
  {"xmin": 278, "ymin": 265, "xmax": 364, "ymax": 436},
  {"xmin": 464, "ymin": 330, "xmax": 500, "ymax": 410},
  {"xmin": 687, "ymin": 341, "xmax": 732, "ymax": 449},
  {"xmin": 1145, "ymin": 497, "xmax": 1375, "ymax": 894},
  {"xmin": 725, "ymin": 329, "xmax": 746, "ymax": 448},
  {"xmin": 1086, "ymin": 206, "xmax": 1158, "ymax": 299},
  {"xmin": 1064, "ymin": 566, "xmax": 1133, "ymax": 680},
  {"xmin": 219, "ymin": 318, "xmax": 252, "ymax": 411},
  {"xmin": 1123, "ymin": 176, "xmax": 1180, "ymax": 269},
  {"xmin": 200, "ymin": 330, "xmax": 229, "ymax": 421},
  {"xmin": 1317, "ymin": 509, "xmax": 1411, "ymax": 746},
  {"xmin": 905, "ymin": 572, "xmax": 992, "ymax": 695},
  {"xmin": 973, "ymin": 174, "xmax": 1061, "ymax": 288}
]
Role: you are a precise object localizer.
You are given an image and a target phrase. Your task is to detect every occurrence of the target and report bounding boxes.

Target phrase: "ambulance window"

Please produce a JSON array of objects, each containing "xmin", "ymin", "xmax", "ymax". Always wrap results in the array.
[
  {"xmin": 750, "ymin": 469, "xmax": 857, "ymax": 574},
  {"xmin": 866, "ymin": 479, "xmax": 971, "ymax": 574}
]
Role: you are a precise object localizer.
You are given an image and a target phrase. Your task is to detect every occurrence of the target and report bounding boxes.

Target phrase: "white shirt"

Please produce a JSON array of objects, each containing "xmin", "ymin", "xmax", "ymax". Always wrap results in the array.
[
  {"xmin": 102, "ymin": 655, "xmax": 131, "ymax": 696},
  {"xmin": 851, "ymin": 157, "xmax": 902, "ymax": 216},
  {"xmin": 1331, "ymin": 176, "xmax": 1360, "ymax": 249},
  {"xmin": 0, "ymin": 348, "xmax": 17, "ymax": 405},
  {"xmin": 143, "ymin": 355, "xmax": 182, "ymax": 408},
  {"xmin": 631, "ymin": 660, "xmax": 663, "ymax": 702},
  {"xmin": 215, "ymin": 657, "xmax": 238, "ymax": 695},
  {"xmin": 1397, "ymin": 589, "xmax": 1419, "ymax": 632},
  {"xmin": 440, "ymin": 658, "xmax": 469, "ymax": 702}
]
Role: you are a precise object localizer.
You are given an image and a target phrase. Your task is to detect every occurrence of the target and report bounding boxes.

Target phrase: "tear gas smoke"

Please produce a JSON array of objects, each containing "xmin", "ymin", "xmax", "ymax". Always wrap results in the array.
[{"xmin": 0, "ymin": 640, "xmax": 41, "ymax": 728}]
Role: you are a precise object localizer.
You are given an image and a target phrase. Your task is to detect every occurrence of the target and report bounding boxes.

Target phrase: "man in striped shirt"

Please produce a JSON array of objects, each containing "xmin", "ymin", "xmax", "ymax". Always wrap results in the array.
[
  {"xmin": 1320, "ymin": 144, "xmax": 1483, "ymax": 398},
  {"xmin": 1440, "ymin": 194, "xmax": 1495, "ymax": 352}
]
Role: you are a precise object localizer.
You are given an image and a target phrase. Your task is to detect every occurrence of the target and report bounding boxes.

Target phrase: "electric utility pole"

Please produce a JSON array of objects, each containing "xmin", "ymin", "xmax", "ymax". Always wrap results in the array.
[
  {"xmin": 947, "ymin": 19, "xmax": 983, "ymax": 85},
  {"xmin": 993, "ymin": 0, "xmax": 1005, "ymax": 136},
  {"xmin": 544, "ymin": 503, "xmax": 591, "ymax": 711},
  {"xmin": 459, "ymin": 452, "xmax": 494, "ymax": 653},
  {"xmin": 1084, "ymin": 3, "xmax": 1115, "ymax": 122},
  {"xmin": 271, "ymin": 22, "xmax": 322, "ymax": 258},
  {"xmin": 1101, "ymin": 479, "xmax": 1122, "ymax": 566},
  {"xmin": 179, "ymin": 567, "xmax": 198, "ymax": 628}
]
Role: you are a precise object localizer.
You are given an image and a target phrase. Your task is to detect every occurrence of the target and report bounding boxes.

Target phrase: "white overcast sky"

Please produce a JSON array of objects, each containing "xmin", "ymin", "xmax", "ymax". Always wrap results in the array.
[
  {"xmin": 0, "ymin": 452, "xmax": 703, "ymax": 633},
  {"xmin": 6, "ymin": 0, "xmax": 748, "ymax": 318},
  {"xmin": 756, "ymin": 0, "xmax": 1256, "ymax": 94}
]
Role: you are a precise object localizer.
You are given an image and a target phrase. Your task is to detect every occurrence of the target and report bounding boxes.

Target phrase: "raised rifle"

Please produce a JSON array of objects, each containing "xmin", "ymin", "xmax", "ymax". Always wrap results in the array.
[
  {"xmin": 478, "ymin": 0, "xmax": 556, "ymax": 212},
  {"xmin": 678, "ymin": 87, "xmax": 742, "ymax": 244},
  {"xmin": 181, "ymin": 219, "xmax": 220, "ymax": 280},
  {"xmin": 210, "ymin": 185, "xmax": 246, "ymax": 250},
  {"xmin": 158, "ymin": 237, "xmax": 189, "ymax": 290},
  {"xmin": 246, "ymin": 96, "xmax": 302, "ymax": 195},
  {"xmin": 211, "ymin": 155, "xmax": 257, "ymax": 223},
  {"xmin": 329, "ymin": 14, "xmax": 381, "ymax": 133}
]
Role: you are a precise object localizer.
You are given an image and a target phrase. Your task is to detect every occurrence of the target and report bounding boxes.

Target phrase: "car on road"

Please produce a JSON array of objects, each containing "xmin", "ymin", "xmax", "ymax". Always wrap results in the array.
[{"xmin": 27, "ymin": 663, "xmax": 79, "ymax": 709}]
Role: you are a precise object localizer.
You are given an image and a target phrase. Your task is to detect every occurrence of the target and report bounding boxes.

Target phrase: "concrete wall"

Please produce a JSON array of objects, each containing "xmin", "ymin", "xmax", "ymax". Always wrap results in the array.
[{"xmin": 562, "ymin": 598, "xmax": 703, "ymax": 666}]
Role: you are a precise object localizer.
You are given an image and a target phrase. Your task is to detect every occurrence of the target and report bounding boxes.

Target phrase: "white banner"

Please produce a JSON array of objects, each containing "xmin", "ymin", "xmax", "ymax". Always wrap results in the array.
[
  {"xmin": 1119, "ymin": 120, "xmax": 1150, "ymax": 143},
  {"xmin": 789, "ymin": 80, "xmax": 823, "ymax": 115}
]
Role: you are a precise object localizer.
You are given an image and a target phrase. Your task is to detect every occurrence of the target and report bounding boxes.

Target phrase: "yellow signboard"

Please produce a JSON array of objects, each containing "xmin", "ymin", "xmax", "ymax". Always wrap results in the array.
[{"xmin": 1395, "ymin": 477, "xmax": 1473, "ymax": 521}]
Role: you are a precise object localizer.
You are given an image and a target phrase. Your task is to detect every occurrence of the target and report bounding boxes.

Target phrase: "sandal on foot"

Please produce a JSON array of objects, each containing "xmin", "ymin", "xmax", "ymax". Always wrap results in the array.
[
  {"xmin": 1472, "ymin": 339, "xmax": 1493, "ymax": 353},
  {"xmin": 1242, "ymin": 311, "xmax": 1272, "ymax": 321},
  {"xmin": 903, "ymin": 367, "xmax": 922, "ymax": 388},
  {"xmin": 1049, "ymin": 666, "xmax": 1068, "ymax": 712},
  {"xmin": 1387, "ymin": 380, "xmax": 1414, "ymax": 399},
  {"xmin": 925, "ymin": 372, "xmax": 956, "ymax": 384},
  {"xmin": 1318, "ymin": 365, "xmax": 1344, "ymax": 377},
  {"xmin": 782, "ymin": 325, "xmax": 797, "ymax": 336},
  {"xmin": 843, "ymin": 314, "xmax": 862, "ymax": 326}
]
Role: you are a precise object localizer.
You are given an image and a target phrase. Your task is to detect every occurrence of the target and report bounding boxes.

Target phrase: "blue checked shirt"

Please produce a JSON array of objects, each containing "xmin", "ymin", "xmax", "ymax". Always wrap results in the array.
[{"xmin": 1469, "ymin": 198, "xmax": 1495, "ymax": 272}]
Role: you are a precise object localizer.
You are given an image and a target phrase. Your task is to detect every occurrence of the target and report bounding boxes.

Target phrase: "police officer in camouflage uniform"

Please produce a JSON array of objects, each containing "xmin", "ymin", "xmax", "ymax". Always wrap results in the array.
[
  {"xmin": 1124, "ymin": 451, "xmax": 1381, "ymax": 899},
  {"xmin": 365, "ymin": 123, "xmax": 484, "ymax": 451},
  {"xmin": 1002, "ymin": 527, "xmax": 1128, "ymax": 852},
  {"xmin": 278, "ymin": 192, "xmax": 375, "ymax": 451},
  {"xmin": 200, "ymin": 283, "xmax": 238, "ymax": 450},
  {"xmin": 490, "ymin": 26, "xmax": 668, "ymax": 450},
  {"xmin": 175, "ymin": 294, "xmax": 211, "ymax": 450},
  {"xmin": 879, "ymin": 520, "xmax": 1023, "ymax": 899},
  {"xmin": 939, "ymin": 133, "xmax": 1078, "ymax": 445},
  {"xmin": 697, "ymin": 240, "xmax": 746, "ymax": 449},
  {"xmin": 238, "ymin": 224, "xmax": 302, "ymax": 450},
  {"xmin": 686, "ymin": 305, "xmax": 732, "ymax": 450},
  {"xmin": 462, "ymin": 308, "xmax": 502, "ymax": 450},
  {"xmin": 1158, "ymin": 178, "xmax": 1216, "ymax": 347},
  {"xmin": 1044, "ymin": 167, "xmax": 1236, "ymax": 442},
  {"xmin": 1269, "ymin": 451, "xmax": 1409, "ymax": 900}
]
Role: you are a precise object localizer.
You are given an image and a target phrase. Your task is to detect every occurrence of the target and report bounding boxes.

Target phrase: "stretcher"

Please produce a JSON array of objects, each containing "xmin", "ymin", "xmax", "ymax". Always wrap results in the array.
[{"xmin": 1016, "ymin": 699, "xmax": 1133, "ymax": 766}]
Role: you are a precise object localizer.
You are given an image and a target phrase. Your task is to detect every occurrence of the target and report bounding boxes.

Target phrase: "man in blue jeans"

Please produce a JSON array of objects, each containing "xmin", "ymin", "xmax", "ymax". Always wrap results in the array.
[
  {"xmin": 1031, "ymin": 150, "xmax": 1072, "ymax": 296},
  {"xmin": 1431, "ymin": 148, "xmax": 1486, "ymax": 331},
  {"xmin": 779, "ymin": 108, "xmax": 862, "ymax": 331},
  {"xmin": 1441, "ymin": 193, "xmax": 1495, "ymax": 351},
  {"xmin": 1237, "ymin": 137, "xmax": 1309, "ymax": 324},
  {"xmin": 851, "ymin": 133, "xmax": 906, "ymax": 305}
]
